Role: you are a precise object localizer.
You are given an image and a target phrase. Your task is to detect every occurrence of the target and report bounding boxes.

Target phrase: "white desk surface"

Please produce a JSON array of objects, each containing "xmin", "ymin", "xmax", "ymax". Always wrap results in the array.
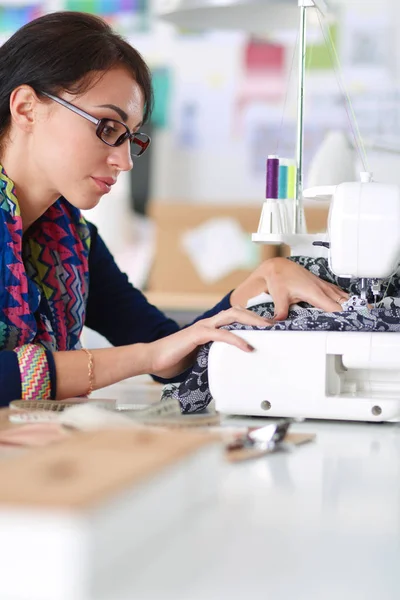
[{"xmin": 92, "ymin": 379, "xmax": 400, "ymax": 600}]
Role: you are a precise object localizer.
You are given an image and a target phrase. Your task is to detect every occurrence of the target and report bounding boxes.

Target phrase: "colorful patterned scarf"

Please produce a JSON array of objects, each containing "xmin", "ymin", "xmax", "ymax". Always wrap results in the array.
[{"xmin": 0, "ymin": 165, "xmax": 90, "ymax": 352}]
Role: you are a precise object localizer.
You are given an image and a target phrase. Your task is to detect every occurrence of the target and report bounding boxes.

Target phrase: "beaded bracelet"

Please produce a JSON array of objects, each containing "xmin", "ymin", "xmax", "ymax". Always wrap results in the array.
[
  {"xmin": 14, "ymin": 344, "xmax": 51, "ymax": 401},
  {"xmin": 81, "ymin": 347, "xmax": 95, "ymax": 396}
]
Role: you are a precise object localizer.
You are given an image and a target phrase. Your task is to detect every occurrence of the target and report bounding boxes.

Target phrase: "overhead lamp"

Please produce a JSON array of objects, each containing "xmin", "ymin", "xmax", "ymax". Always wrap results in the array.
[{"xmin": 158, "ymin": 0, "xmax": 303, "ymax": 36}]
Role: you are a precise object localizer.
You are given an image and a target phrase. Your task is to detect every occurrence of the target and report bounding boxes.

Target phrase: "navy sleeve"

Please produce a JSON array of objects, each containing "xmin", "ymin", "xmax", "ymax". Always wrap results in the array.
[
  {"xmin": 46, "ymin": 351, "xmax": 57, "ymax": 400},
  {"xmin": 85, "ymin": 222, "xmax": 233, "ymax": 346},
  {"xmin": 0, "ymin": 351, "xmax": 21, "ymax": 407},
  {"xmin": 84, "ymin": 223, "xmax": 233, "ymax": 383},
  {"xmin": 0, "ymin": 348, "xmax": 56, "ymax": 408}
]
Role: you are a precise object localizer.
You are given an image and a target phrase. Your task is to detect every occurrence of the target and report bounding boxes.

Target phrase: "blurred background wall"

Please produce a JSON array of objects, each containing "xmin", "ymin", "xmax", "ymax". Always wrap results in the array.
[{"xmin": 1, "ymin": 0, "xmax": 400, "ymax": 297}]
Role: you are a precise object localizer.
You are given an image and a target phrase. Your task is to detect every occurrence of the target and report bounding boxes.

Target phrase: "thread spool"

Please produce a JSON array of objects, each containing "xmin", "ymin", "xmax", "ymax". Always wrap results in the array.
[
  {"xmin": 287, "ymin": 163, "xmax": 296, "ymax": 200},
  {"xmin": 258, "ymin": 155, "xmax": 283, "ymax": 235},
  {"xmin": 266, "ymin": 155, "xmax": 279, "ymax": 199},
  {"xmin": 284, "ymin": 161, "xmax": 296, "ymax": 232},
  {"xmin": 277, "ymin": 161, "xmax": 290, "ymax": 233},
  {"xmin": 278, "ymin": 163, "xmax": 288, "ymax": 199}
]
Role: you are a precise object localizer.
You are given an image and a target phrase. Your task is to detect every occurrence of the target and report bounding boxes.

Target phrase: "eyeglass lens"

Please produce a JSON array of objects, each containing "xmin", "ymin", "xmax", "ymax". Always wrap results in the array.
[{"xmin": 98, "ymin": 120, "xmax": 148, "ymax": 156}]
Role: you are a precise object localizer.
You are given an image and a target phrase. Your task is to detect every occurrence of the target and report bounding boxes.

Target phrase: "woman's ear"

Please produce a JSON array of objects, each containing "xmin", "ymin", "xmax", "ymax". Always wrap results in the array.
[{"xmin": 9, "ymin": 85, "xmax": 42, "ymax": 133}]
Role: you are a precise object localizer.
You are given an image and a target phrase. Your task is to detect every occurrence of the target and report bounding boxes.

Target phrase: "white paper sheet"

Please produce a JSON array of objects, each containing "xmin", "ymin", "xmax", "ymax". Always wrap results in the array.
[{"xmin": 181, "ymin": 217, "xmax": 256, "ymax": 283}]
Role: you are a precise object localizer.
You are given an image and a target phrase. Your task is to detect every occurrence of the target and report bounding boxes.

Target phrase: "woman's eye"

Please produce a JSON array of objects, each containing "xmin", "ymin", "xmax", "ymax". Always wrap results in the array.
[{"xmin": 102, "ymin": 125, "xmax": 117, "ymax": 136}]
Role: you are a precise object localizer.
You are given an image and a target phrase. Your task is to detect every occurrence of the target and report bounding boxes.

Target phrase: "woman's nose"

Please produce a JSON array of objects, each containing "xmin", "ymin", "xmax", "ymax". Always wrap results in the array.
[{"xmin": 107, "ymin": 141, "xmax": 133, "ymax": 172}]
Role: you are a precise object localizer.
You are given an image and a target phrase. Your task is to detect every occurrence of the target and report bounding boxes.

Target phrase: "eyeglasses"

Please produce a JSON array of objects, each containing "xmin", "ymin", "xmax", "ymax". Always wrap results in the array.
[{"xmin": 41, "ymin": 92, "xmax": 151, "ymax": 157}]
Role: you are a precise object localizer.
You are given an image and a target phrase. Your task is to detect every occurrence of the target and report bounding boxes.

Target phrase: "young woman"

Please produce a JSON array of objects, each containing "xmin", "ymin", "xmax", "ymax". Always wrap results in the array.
[{"xmin": 0, "ymin": 11, "xmax": 347, "ymax": 405}]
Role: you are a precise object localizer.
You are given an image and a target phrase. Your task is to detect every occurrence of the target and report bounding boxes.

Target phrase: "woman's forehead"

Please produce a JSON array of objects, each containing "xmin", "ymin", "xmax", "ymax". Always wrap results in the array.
[{"xmin": 76, "ymin": 67, "xmax": 144, "ymax": 119}]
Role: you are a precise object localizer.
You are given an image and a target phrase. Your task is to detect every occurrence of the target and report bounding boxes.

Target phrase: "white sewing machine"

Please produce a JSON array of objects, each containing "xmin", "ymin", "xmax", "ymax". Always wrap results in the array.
[{"xmin": 208, "ymin": 173, "xmax": 400, "ymax": 422}]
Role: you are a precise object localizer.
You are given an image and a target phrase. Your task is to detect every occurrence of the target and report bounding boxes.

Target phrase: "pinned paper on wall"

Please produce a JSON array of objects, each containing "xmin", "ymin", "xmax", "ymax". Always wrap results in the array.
[
  {"xmin": 245, "ymin": 40, "xmax": 285, "ymax": 73},
  {"xmin": 181, "ymin": 217, "xmax": 259, "ymax": 284},
  {"xmin": 342, "ymin": 6, "xmax": 390, "ymax": 73},
  {"xmin": 306, "ymin": 24, "xmax": 338, "ymax": 71},
  {"xmin": 174, "ymin": 73, "xmax": 234, "ymax": 149},
  {"xmin": 176, "ymin": 99, "xmax": 200, "ymax": 148},
  {"xmin": 235, "ymin": 39, "xmax": 286, "ymax": 132}
]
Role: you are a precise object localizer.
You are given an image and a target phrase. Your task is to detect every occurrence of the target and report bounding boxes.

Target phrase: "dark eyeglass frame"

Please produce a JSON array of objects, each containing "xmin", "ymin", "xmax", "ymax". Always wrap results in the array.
[{"xmin": 41, "ymin": 91, "xmax": 151, "ymax": 157}]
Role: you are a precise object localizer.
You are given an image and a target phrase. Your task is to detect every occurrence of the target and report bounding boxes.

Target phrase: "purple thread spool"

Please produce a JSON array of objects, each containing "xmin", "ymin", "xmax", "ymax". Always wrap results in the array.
[{"xmin": 266, "ymin": 155, "xmax": 279, "ymax": 199}]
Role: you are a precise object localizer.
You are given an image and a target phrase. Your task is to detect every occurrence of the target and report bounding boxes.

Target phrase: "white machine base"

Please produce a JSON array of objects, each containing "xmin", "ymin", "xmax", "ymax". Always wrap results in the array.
[{"xmin": 208, "ymin": 330, "xmax": 400, "ymax": 422}]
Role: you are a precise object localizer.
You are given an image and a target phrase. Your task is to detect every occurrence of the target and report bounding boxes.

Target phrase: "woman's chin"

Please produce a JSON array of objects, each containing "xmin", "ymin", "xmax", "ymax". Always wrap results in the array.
[
  {"xmin": 84, "ymin": 196, "xmax": 102, "ymax": 210},
  {"xmin": 68, "ymin": 194, "xmax": 102, "ymax": 211}
]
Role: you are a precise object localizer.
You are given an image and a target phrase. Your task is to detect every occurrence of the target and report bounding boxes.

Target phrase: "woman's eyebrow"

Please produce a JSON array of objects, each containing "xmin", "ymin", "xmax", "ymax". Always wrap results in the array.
[
  {"xmin": 97, "ymin": 103, "xmax": 128, "ymax": 122},
  {"xmin": 96, "ymin": 104, "xmax": 143, "ymax": 131}
]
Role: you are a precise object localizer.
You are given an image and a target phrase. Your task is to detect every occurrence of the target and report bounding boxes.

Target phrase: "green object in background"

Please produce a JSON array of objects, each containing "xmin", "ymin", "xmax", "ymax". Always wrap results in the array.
[
  {"xmin": 151, "ymin": 67, "xmax": 172, "ymax": 129},
  {"xmin": 66, "ymin": 0, "xmax": 96, "ymax": 11},
  {"xmin": 65, "ymin": 1, "xmax": 148, "ymax": 16},
  {"xmin": 306, "ymin": 23, "xmax": 338, "ymax": 70}
]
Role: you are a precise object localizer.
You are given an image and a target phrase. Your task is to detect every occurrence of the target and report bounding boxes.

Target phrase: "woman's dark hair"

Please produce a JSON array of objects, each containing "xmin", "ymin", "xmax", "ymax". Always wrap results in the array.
[{"xmin": 0, "ymin": 11, "xmax": 153, "ymax": 142}]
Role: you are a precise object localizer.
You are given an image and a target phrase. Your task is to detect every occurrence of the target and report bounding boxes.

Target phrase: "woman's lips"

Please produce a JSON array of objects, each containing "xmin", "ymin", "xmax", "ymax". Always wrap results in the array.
[{"xmin": 91, "ymin": 177, "xmax": 115, "ymax": 193}]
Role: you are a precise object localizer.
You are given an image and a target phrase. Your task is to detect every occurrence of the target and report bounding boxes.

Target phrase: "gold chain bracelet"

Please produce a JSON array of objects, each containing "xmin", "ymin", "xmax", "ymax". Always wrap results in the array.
[{"xmin": 81, "ymin": 348, "xmax": 95, "ymax": 396}]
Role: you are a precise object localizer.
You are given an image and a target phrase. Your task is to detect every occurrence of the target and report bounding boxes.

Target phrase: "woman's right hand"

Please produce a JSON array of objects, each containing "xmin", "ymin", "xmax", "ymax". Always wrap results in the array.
[{"xmin": 146, "ymin": 306, "xmax": 273, "ymax": 379}]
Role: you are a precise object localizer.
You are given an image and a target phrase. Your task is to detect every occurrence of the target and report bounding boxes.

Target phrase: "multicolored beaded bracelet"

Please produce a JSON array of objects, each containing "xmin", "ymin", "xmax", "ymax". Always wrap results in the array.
[{"xmin": 13, "ymin": 344, "xmax": 51, "ymax": 401}]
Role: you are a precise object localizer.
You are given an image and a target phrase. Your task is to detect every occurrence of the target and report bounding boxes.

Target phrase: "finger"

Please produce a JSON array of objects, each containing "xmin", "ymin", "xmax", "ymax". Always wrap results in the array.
[
  {"xmin": 303, "ymin": 286, "xmax": 345, "ymax": 312},
  {"xmin": 211, "ymin": 307, "xmax": 273, "ymax": 328},
  {"xmin": 319, "ymin": 281, "xmax": 350, "ymax": 306},
  {"xmin": 206, "ymin": 328, "xmax": 256, "ymax": 352},
  {"xmin": 321, "ymin": 280, "xmax": 350, "ymax": 301},
  {"xmin": 265, "ymin": 281, "xmax": 290, "ymax": 320}
]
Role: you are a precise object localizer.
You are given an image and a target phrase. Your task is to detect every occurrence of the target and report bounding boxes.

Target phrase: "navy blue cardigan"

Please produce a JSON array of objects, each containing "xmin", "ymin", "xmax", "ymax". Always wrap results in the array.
[{"xmin": 0, "ymin": 222, "xmax": 232, "ymax": 405}]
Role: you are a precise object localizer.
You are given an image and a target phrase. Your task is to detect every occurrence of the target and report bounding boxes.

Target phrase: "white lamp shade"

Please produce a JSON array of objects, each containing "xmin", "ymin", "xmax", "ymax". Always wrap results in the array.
[
  {"xmin": 307, "ymin": 130, "xmax": 357, "ymax": 187},
  {"xmin": 157, "ymin": 0, "xmax": 301, "ymax": 35}
]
